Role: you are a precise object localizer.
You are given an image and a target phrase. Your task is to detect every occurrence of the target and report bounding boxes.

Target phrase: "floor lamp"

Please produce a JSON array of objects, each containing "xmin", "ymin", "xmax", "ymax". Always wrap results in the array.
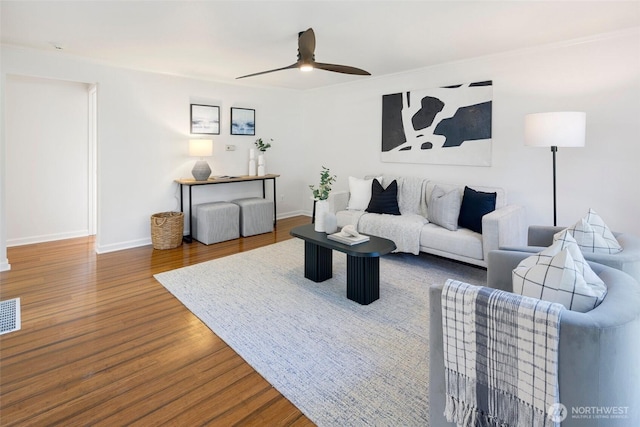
[{"xmin": 524, "ymin": 112, "xmax": 586, "ymax": 226}]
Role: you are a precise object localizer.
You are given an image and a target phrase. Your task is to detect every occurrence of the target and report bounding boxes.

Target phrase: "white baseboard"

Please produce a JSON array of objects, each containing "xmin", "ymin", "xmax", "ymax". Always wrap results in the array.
[
  {"xmin": 95, "ymin": 237, "xmax": 152, "ymax": 254},
  {"xmin": 276, "ymin": 210, "xmax": 310, "ymax": 220},
  {"xmin": 85, "ymin": 211, "xmax": 312, "ymax": 255},
  {"xmin": 7, "ymin": 230, "xmax": 90, "ymax": 247},
  {"xmin": 0, "ymin": 259, "xmax": 11, "ymax": 272}
]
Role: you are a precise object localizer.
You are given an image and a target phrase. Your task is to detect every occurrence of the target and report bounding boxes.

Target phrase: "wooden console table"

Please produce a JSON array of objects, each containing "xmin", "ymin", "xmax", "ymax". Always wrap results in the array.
[{"xmin": 175, "ymin": 174, "xmax": 279, "ymax": 243}]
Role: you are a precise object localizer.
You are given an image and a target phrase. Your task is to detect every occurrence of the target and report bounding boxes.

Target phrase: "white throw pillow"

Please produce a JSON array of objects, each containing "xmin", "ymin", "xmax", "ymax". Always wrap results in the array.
[
  {"xmin": 513, "ymin": 234, "xmax": 607, "ymax": 312},
  {"xmin": 556, "ymin": 209, "xmax": 622, "ymax": 254},
  {"xmin": 347, "ymin": 176, "xmax": 377, "ymax": 210},
  {"xmin": 427, "ymin": 185, "xmax": 461, "ymax": 231}
]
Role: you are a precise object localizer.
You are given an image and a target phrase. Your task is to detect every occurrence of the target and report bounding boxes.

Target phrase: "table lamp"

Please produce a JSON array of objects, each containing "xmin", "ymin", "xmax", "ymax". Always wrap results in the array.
[
  {"xmin": 189, "ymin": 139, "xmax": 213, "ymax": 181},
  {"xmin": 524, "ymin": 112, "xmax": 586, "ymax": 226}
]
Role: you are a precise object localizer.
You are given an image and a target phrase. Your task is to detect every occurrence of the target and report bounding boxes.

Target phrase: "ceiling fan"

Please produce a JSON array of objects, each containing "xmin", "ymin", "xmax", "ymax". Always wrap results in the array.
[{"xmin": 236, "ymin": 28, "xmax": 371, "ymax": 79}]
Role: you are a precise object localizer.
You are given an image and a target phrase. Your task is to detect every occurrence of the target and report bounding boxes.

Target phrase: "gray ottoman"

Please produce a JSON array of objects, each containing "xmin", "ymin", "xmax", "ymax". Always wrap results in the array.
[
  {"xmin": 231, "ymin": 197, "xmax": 274, "ymax": 237},
  {"xmin": 192, "ymin": 202, "xmax": 239, "ymax": 245}
]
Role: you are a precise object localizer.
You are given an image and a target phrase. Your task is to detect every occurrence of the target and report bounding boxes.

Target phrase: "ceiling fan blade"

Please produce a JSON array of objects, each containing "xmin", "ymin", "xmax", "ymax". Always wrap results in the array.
[
  {"xmin": 314, "ymin": 62, "xmax": 371, "ymax": 76},
  {"xmin": 298, "ymin": 28, "xmax": 316, "ymax": 60},
  {"xmin": 236, "ymin": 28, "xmax": 371, "ymax": 80},
  {"xmin": 236, "ymin": 63, "xmax": 298, "ymax": 79}
]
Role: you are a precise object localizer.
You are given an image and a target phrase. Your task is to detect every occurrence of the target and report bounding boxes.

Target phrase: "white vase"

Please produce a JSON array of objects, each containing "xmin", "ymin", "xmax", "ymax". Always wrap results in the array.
[
  {"xmin": 324, "ymin": 211, "xmax": 338, "ymax": 234},
  {"xmin": 248, "ymin": 149, "xmax": 256, "ymax": 176},
  {"xmin": 314, "ymin": 200, "xmax": 329, "ymax": 232},
  {"xmin": 257, "ymin": 153, "xmax": 266, "ymax": 176}
]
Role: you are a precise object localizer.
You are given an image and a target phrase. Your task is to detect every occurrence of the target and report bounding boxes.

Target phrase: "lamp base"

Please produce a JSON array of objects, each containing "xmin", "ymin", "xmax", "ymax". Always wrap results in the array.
[{"xmin": 192, "ymin": 160, "xmax": 212, "ymax": 181}]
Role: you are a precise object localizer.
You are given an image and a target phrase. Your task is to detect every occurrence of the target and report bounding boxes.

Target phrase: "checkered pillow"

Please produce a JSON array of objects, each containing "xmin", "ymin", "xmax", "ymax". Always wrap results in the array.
[
  {"xmin": 555, "ymin": 209, "xmax": 622, "ymax": 254},
  {"xmin": 513, "ymin": 234, "xmax": 607, "ymax": 312}
]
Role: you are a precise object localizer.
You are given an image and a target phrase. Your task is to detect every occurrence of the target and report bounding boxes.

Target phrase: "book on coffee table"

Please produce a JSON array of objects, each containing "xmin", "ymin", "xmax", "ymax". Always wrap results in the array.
[{"xmin": 327, "ymin": 231, "xmax": 370, "ymax": 245}]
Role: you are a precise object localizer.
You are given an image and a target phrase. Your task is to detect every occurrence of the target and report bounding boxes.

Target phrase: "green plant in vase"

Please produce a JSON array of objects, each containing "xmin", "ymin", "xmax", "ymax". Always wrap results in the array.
[
  {"xmin": 309, "ymin": 166, "xmax": 336, "ymax": 200},
  {"xmin": 254, "ymin": 138, "xmax": 272, "ymax": 175},
  {"xmin": 309, "ymin": 166, "xmax": 337, "ymax": 232},
  {"xmin": 254, "ymin": 138, "xmax": 272, "ymax": 152}
]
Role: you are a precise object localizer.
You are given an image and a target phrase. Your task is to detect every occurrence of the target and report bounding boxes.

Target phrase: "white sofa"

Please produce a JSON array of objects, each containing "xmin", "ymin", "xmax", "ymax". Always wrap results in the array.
[{"xmin": 328, "ymin": 175, "xmax": 526, "ymax": 267}]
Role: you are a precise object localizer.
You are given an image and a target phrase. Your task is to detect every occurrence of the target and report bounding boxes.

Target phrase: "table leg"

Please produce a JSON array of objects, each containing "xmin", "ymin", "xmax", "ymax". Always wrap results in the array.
[
  {"xmin": 184, "ymin": 185, "xmax": 193, "ymax": 243},
  {"xmin": 304, "ymin": 241, "xmax": 332, "ymax": 282},
  {"xmin": 179, "ymin": 183, "xmax": 184, "ymax": 212},
  {"xmin": 346, "ymin": 256, "xmax": 380, "ymax": 305},
  {"xmin": 272, "ymin": 177, "xmax": 277, "ymax": 227}
]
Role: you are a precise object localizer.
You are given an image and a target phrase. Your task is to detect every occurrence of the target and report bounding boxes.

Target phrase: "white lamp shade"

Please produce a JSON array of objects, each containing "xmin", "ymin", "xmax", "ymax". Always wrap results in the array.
[
  {"xmin": 524, "ymin": 112, "xmax": 586, "ymax": 148},
  {"xmin": 189, "ymin": 139, "xmax": 213, "ymax": 157}
]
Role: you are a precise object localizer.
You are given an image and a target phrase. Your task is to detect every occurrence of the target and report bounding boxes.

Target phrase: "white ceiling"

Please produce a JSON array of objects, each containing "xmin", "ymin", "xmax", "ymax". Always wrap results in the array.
[{"xmin": 2, "ymin": 1, "xmax": 639, "ymax": 90}]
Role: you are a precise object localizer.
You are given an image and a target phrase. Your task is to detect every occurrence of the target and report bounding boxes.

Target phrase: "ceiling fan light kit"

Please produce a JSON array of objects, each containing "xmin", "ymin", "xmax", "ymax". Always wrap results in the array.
[{"xmin": 237, "ymin": 28, "xmax": 370, "ymax": 79}]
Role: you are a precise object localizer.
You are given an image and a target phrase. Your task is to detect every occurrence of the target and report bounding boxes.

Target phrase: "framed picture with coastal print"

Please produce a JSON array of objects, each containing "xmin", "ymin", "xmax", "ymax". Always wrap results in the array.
[
  {"xmin": 190, "ymin": 104, "xmax": 220, "ymax": 135},
  {"xmin": 230, "ymin": 107, "xmax": 255, "ymax": 135}
]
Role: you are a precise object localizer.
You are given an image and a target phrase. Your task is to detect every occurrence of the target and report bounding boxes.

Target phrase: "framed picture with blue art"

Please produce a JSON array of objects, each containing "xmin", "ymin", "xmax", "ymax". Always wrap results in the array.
[
  {"xmin": 230, "ymin": 107, "xmax": 255, "ymax": 135},
  {"xmin": 190, "ymin": 104, "xmax": 220, "ymax": 135}
]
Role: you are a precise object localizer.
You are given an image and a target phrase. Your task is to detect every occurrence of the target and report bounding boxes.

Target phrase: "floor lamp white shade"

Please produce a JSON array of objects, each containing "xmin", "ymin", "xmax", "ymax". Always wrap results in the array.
[
  {"xmin": 189, "ymin": 139, "xmax": 213, "ymax": 181},
  {"xmin": 524, "ymin": 112, "xmax": 586, "ymax": 226},
  {"xmin": 524, "ymin": 112, "xmax": 586, "ymax": 148}
]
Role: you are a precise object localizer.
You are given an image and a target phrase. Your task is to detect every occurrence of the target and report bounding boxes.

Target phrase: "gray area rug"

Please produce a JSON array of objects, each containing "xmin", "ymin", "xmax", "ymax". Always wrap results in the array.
[{"xmin": 154, "ymin": 238, "xmax": 486, "ymax": 426}]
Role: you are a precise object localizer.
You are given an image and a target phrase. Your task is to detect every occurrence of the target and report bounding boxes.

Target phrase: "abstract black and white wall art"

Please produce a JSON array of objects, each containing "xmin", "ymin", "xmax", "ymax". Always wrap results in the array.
[{"xmin": 381, "ymin": 81, "xmax": 492, "ymax": 166}]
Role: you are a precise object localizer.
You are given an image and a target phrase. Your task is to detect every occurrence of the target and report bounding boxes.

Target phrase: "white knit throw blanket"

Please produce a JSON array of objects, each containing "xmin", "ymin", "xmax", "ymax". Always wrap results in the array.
[
  {"xmin": 358, "ymin": 213, "xmax": 426, "ymax": 255},
  {"xmin": 441, "ymin": 279, "xmax": 564, "ymax": 427}
]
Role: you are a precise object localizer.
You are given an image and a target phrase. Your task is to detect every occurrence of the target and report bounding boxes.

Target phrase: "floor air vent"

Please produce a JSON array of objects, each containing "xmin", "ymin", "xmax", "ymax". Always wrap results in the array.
[{"xmin": 0, "ymin": 298, "xmax": 21, "ymax": 335}]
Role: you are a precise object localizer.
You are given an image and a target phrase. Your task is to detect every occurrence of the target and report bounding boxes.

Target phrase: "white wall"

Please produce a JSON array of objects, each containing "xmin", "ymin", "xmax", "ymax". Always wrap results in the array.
[
  {"xmin": 0, "ymin": 46, "xmax": 307, "ymax": 260},
  {"xmin": 5, "ymin": 75, "xmax": 90, "ymax": 246},
  {"xmin": 93, "ymin": 67, "xmax": 306, "ymax": 252},
  {"xmin": 0, "ymin": 67, "xmax": 7, "ymax": 271},
  {"xmin": 300, "ymin": 29, "xmax": 640, "ymax": 235}
]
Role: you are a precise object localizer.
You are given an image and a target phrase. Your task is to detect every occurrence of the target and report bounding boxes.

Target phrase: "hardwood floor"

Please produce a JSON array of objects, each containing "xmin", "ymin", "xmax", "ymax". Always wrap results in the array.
[{"xmin": 0, "ymin": 216, "xmax": 315, "ymax": 426}]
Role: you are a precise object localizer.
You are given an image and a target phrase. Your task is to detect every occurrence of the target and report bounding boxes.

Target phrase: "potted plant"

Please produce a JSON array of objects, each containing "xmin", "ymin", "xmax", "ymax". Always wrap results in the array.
[
  {"xmin": 254, "ymin": 138, "xmax": 272, "ymax": 152},
  {"xmin": 309, "ymin": 166, "xmax": 337, "ymax": 232},
  {"xmin": 253, "ymin": 138, "xmax": 272, "ymax": 175}
]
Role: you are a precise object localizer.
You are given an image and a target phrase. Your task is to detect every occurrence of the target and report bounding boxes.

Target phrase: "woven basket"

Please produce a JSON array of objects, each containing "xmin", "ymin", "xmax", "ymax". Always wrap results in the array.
[{"xmin": 151, "ymin": 212, "xmax": 184, "ymax": 250}]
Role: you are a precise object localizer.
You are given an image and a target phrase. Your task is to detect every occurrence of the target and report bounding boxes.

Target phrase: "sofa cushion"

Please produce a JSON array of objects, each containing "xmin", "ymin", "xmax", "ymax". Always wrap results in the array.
[
  {"xmin": 346, "ymin": 176, "xmax": 376, "ymax": 210},
  {"xmin": 426, "ymin": 182, "xmax": 506, "ymax": 210},
  {"xmin": 427, "ymin": 185, "xmax": 461, "ymax": 231},
  {"xmin": 458, "ymin": 186, "xmax": 496, "ymax": 233},
  {"xmin": 512, "ymin": 235, "xmax": 607, "ymax": 312},
  {"xmin": 556, "ymin": 209, "xmax": 623, "ymax": 254},
  {"xmin": 420, "ymin": 223, "xmax": 483, "ymax": 260},
  {"xmin": 366, "ymin": 179, "xmax": 401, "ymax": 215},
  {"xmin": 336, "ymin": 209, "xmax": 365, "ymax": 228}
]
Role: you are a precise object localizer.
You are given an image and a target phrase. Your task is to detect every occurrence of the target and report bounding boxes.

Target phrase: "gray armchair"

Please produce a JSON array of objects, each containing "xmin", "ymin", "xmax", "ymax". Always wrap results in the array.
[
  {"xmin": 526, "ymin": 225, "xmax": 640, "ymax": 282},
  {"xmin": 429, "ymin": 249, "xmax": 640, "ymax": 427}
]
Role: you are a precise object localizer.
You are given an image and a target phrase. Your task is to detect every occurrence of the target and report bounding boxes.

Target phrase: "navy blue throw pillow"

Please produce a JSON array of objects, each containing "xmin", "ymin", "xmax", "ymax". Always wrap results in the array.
[
  {"xmin": 458, "ymin": 186, "xmax": 496, "ymax": 233},
  {"xmin": 366, "ymin": 179, "xmax": 401, "ymax": 215}
]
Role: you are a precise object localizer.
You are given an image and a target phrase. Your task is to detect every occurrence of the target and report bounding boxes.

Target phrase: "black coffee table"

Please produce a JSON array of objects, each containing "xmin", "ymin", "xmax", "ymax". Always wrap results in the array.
[{"xmin": 290, "ymin": 224, "xmax": 396, "ymax": 305}]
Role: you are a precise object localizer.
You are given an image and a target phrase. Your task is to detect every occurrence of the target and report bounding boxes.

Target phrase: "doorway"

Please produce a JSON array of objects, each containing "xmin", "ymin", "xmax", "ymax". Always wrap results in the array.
[{"xmin": 5, "ymin": 75, "xmax": 97, "ymax": 247}]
